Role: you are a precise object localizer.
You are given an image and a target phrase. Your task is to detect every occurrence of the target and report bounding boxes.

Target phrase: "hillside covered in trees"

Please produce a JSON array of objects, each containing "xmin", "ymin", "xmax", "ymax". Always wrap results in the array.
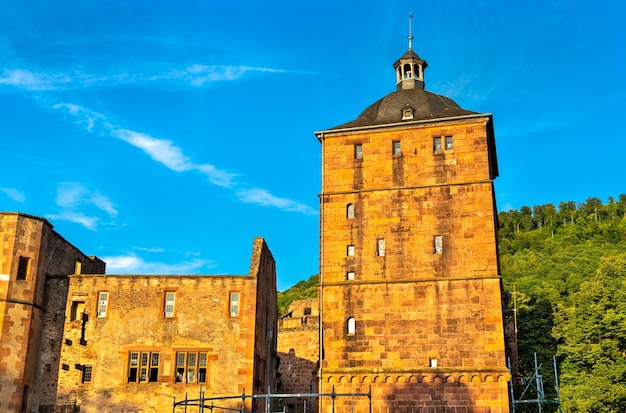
[{"xmin": 278, "ymin": 195, "xmax": 626, "ymax": 412}]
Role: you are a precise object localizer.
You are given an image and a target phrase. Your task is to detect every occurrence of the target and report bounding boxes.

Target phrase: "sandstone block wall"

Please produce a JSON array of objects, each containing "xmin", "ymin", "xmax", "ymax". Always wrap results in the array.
[
  {"xmin": 318, "ymin": 118, "xmax": 510, "ymax": 413},
  {"xmin": 52, "ymin": 237, "xmax": 277, "ymax": 413},
  {"xmin": 0, "ymin": 213, "xmax": 104, "ymax": 413}
]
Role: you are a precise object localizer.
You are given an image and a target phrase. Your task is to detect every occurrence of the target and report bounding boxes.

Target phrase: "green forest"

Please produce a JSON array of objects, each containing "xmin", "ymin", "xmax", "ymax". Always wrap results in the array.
[{"xmin": 278, "ymin": 195, "xmax": 626, "ymax": 412}]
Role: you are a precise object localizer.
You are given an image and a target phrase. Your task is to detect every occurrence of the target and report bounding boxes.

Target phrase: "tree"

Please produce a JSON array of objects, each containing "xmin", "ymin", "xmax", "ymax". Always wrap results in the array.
[{"xmin": 554, "ymin": 254, "xmax": 626, "ymax": 412}]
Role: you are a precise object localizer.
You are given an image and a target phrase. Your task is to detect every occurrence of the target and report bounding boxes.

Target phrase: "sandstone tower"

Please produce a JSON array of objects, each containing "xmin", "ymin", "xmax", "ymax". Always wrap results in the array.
[{"xmin": 314, "ymin": 35, "xmax": 510, "ymax": 412}]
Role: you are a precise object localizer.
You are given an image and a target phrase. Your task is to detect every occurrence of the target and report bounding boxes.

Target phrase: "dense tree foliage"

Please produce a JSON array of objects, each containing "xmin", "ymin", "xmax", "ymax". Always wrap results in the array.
[
  {"xmin": 277, "ymin": 274, "xmax": 318, "ymax": 316},
  {"xmin": 500, "ymin": 195, "xmax": 626, "ymax": 412}
]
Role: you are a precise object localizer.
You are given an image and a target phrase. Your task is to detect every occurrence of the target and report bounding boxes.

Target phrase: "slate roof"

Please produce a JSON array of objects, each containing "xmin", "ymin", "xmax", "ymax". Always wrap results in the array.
[{"xmin": 328, "ymin": 88, "xmax": 478, "ymax": 131}]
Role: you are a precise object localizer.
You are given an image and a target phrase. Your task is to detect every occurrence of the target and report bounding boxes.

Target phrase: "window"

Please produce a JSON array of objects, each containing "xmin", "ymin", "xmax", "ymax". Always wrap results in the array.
[
  {"xmin": 304, "ymin": 307, "xmax": 312, "ymax": 315},
  {"xmin": 346, "ymin": 204, "xmax": 355, "ymax": 219},
  {"xmin": 346, "ymin": 271, "xmax": 355, "ymax": 280},
  {"xmin": 17, "ymin": 257, "xmax": 29, "ymax": 280},
  {"xmin": 377, "ymin": 238, "xmax": 385, "ymax": 256},
  {"xmin": 164, "ymin": 292, "xmax": 175, "ymax": 318},
  {"xmin": 97, "ymin": 292, "xmax": 109, "ymax": 318},
  {"xmin": 433, "ymin": 137, "xmax": 442, "ymax": 151},
  {"xmin": 82, "ymin": 365, "xmax": 93, "ymax": 383},
  {"xmin": 128, "ymin": 351, "xmax": 159, "ymax": 383},
  {"xmin": 434, "ymin": 235, "xmax": 443, "ymax": 254},
  {"xmin": 229, "ymin": 292, "xmax": 240, "ymax": 317},
  {"xmin": 392, "ymin": 141, "xmax": 401, "ymax": 155},
  {"xmin": 70, "ymin": 301, "xmax": 85, "ymax": 322},
  {"xmin": 445, "ymin": 136, "xmax": 453, "ymax": 150},
  {"xmin": 75, "ymin": 260, "xmax": 82, "ymax": 274},
  {"xmin": 176, "ymin": 351, "xmax": 208, "ymax": 383},
  {"xmin": 347, "ymin": 245, "xmax": 355, "ymax": 256},
  {"xmin": 354, "ymin": 144, "xmax": 362, "ymax": 159},
  {"xmin": 430, "ymin": 359, "xmax": 438, "ymax": 368},
  {"xmin": 402, "ymin": 107, "xmax": 414, "ymax": 120},
  {"xmin": 347, "ymin": 317, "xmax": 356, "ymax": 335}
]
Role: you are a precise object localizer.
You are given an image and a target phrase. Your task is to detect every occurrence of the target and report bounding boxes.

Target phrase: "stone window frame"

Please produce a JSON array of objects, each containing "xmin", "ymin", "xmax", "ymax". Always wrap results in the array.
[
  {"xmin": 347, "ymin": 317, "xmax": 356, "ymax": 335},
  {"xmin": 445, "ymin": 136, "xmax": 454, "ymax": 150},
  {"xmin": 346, "ymin": 203, "xmax": 355, "ymax": 219},
  {"xmin": 175, "ymin": 351, "xmax": 208, "ymax": 384},
  {"xmin": 96, "ymin": 291, "xmax": 109, "ymax": 318},
  {"xmin": 347, "ymin": 245, "xmax": 355, "ymax": 256},
  {"xmin": 434, "ymin": 235, "xmax": 443, "ymax": 254},
  {"xmin": 164, "ymin": 291, "xmax": 176, "ymax": 318},
  {"xmin": 82, "ymin": 365, "xmax": 93, "ymax": 383},
  {"xmin": 229, "ymin": 291, "xmax": 240, "ymax": 317},
  {"xmin": 128, "ymin": 351, "xmax": 160, "ymax": 383},
  {"xmin": 346, "ymin": 271, "xmax": 355, "ymax": 281},
  {"xmin": 354, "ymin": 144, "xmax": 363, "ymax": 159},
  {"xmin": 16, "ymin": 256, "xmax": 30, "ymax": 280},
  {"xmin": 377, "ymin": 238, "xmax": 385, "ymax": 257}
]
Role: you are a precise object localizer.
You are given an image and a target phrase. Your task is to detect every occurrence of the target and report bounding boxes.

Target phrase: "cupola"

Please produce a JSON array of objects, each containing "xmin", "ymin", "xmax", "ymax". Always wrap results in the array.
[{"xmin": 393, "ymin": 14, "xmax": 428, "ymax": 91}]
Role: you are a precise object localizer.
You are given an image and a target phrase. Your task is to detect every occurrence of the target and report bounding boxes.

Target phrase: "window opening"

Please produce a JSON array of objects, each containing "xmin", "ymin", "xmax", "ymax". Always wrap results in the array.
[
  {"xmin": 304, "ymin": 307, "xmax": 312, "ymax": 315},
  {"xmin": 346, "ymin": 204, "xmax": 355, "ymax": 219},
  {"xmin": 393, "ymin": 141, "xmax": 401, "ymax": 155},
  {"xmin": 75, "ymin": 260, "xmax": 82, "ymax": 274},
  {"xmin": 128, "ymin": 351, "xmax": 160, "ymax": 383},
  {"xmin": 347, "ymin": 317, "xmax": 356, "ymax": 335},
  {"xmin": 402, "ymin": 107, "xmax": 414, "ymax": 120},
  {"xmin": 17, "ymin": 257, "xmax": 29, "ymax": 280},
  {"xmin": 164, "ymin": 292, "xmax": 175, "ymax": 318},
  {"xmin": 377, "ymin": 238, "xmax": 385, "ymax": 256},
  {"xmin": 354, "ymin": 144, "xmax": 362, "ymax": 159},
  {"xmin": 82, "ymin": 365, "xmax": 93, "ymax": 383},
  {"xmin": 347, "ymin": 271, "xmax": 355, "ymax": 281},
  {"xmin": 97, "ymin": 292, "xmax": 109, "ymax": 318},
  {"xmin": 176, "ymin": 351, "xmax": 208, "ymax": 383},
  {"xmin": 445, "ymin": 136, "xmax": 453, "ymax": 150},
  {"xmin": 229, "ymin": 292, "xmax": 240, "ymax": 317},
  {"xmin": 70, "ymin": 301, "xmax": 85, "ymax": 322},
  {"xmin": 347, "ymin": 245, "xmax": 355, "ymax": 256},
  {"xmin": 434, "ymin": 235, "xmax": 443, "ymax": 254},
  {"xmin": 434, "ymin": 137, "xmax": 442, "ymax": 151}
]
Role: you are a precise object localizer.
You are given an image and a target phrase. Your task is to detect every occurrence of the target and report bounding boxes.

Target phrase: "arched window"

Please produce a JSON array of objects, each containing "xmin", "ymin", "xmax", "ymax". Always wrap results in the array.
[
  {"xmin": 403, "ymin": 63, "xmax": 412, "ymax": 79},
  {"xmin": 347, "ymin": 204, "xmax": 355, "ymax": 219},
  {"xmin": 347, "ymin": 317, "xmax": 356, "ymax": 335}
]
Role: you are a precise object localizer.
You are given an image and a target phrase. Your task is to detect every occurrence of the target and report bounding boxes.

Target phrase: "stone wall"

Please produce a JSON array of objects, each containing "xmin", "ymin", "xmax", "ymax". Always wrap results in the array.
[
  {"xmin": 51, "ymin": 237, "xmax": 276, "ymax": 413},
  {"xmin": 318, "ymin": 117, "xmax": 510, "ymax": 413},
  {"xmin": 277, "ymin": 298, "xmax": 319, "ymax": 412}
]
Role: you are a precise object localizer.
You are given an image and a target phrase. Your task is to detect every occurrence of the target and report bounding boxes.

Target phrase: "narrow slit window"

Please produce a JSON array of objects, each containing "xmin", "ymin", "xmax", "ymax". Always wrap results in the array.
[
  {"xmin": 229, "ymin": 292, "xmax": 240, "ymax": 317},
  {"xmin": 354, "ymin": 144, "xmax": 363, "ymax": 159},
  {"xmin": 17, "ymin": 257, "xmax": 29, "ymax": 280},
  {"xmin": 445, "ymin": 136, "xmax": 453, "ymax": 150},
  {"xmin": 347, "ymin": 245, "xmax": 355, "ymax": 256},
  {"xmin": 97, "ymin": 292, "xmax": 109, "ymax": 318},
  {"xmin": 393, "ymin": 141, "xmax": 401, "ymax": 154},
  {"xmin": 164, "ymin": 292, "xmax": 175, "ymax": 318},
  {"xmin": 433, "ymin": 137, "xmax": 443, "ymax": 151},
  {"xmin": 347, "ymin": 317, "xmax": 356, "ymax": 335},
  {"xmin": 377, "ymin": 238, "xmax": 385, "ymax": 256},
  {"xmin": 346, "ymin": 204, "xmax": 355, "ymax": 219},
  {"xmin": 434, "ymin": 235, "xmax": 443, "ymax": 254}
]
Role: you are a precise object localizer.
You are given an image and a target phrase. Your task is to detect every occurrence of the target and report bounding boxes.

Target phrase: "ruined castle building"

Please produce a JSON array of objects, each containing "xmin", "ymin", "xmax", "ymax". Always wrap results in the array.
[
  {"xmin": 0, "ymin": 213, "xmax": 106, "ymax": 413},
  {"xmin": 315, "ymin": 39, "xmax": 510, "ymax": 412}
]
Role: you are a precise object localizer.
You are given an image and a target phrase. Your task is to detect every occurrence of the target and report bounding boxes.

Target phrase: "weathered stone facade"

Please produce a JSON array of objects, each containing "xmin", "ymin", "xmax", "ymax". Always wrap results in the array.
[
  {"xmin": 0, "ymin": 213, "xmax": 278, "ymax": 413},
  {"xmin": 0, "ymin": 212, "xmax": 105, "ymax": 413},
  {"xmin": 49, "ymin": 237, "xmax": 277, "ymax": 413},
  {"xmin": 315, "ymin": 45, "xmax": 510, "ymax": 413},
  {"xmin": 277, "ymin": 299, "xmax": 319, "ymax": 412}
]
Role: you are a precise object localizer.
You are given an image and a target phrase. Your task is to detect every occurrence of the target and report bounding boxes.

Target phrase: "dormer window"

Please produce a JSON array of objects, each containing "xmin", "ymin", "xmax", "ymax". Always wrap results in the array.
[{"xmin": 402, "ymin": 106, "xmax": 414, "ymax": 120}]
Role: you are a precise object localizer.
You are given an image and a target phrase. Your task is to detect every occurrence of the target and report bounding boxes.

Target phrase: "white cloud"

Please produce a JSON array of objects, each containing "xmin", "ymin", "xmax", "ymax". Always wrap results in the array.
[
  {"xmin": 49, "ymin": 183, "xmax": 118, "ymax": 230},
  {"xmin": 101, "ymin": 253, "xmax": 215, "ymax": 274},
  {"xmin": 237, "ymin": 188, "xmax": 317, "ymax": 216},
  {"xmin": 46, "ymin": 211, "xmax": 99, "ymax": 231},
  {"xmin": 0, "ymin": 69, "xmax": 71, "ymax": 91},
  {"xmin": 51, "ymin": 102, "xmax": 314, "ymax": 214},
  {"xmin": 133, "ymin": 246, "xmax": 165, "ymax": 253},
  {"xmin": 164, "ymin": 65, "xmax": 288, "ymax": 87},
  {"xmin": 1, "ymin": 187, "xmax": 25, "ymax": 202}
]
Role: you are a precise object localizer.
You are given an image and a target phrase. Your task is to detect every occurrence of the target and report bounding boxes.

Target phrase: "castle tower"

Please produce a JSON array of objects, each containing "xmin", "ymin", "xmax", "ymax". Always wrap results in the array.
[{"xmin": 314, "ymin": 32, "xmax": 510, "ymax": 413}]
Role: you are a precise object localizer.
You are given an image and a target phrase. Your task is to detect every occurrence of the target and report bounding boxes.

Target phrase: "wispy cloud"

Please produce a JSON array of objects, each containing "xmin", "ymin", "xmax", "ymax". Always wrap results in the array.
[
  {"xmin": 1, "ymin": 187, "xmax": 25, "ymax": 202},
  {"xmin": 1, "ymin": 65, "xmax": 288, "ymax": 92},
  {"xmin": 46, "ymin": 182, "xmax": 117, "ymax": 230},
  {"xmin": 133, "ymin": 246, "xmax": 165, "ymax": 253},
  {"xmin": 101, "ymin": 253, "xmax": 215, "ymax": 274},
  {"xmin": 52, "ymin": 103, "xmax": 315, "ymax": 215},
  {"xmin": 237, "ymin": 188, "xmax": 317, "ymax": 216}
]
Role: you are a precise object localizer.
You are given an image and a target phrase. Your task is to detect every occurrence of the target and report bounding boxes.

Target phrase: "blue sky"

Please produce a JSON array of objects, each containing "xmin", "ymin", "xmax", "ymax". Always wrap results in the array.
[{"xmin": 1, "ymin": 1, "xmax": 624, "ymax": 291}]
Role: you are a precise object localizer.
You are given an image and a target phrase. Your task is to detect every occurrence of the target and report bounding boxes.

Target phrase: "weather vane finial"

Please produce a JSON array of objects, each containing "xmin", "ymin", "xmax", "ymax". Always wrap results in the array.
[{"xmin": 408, "ymin": 12, "xmax": 414, "ymax": 50}]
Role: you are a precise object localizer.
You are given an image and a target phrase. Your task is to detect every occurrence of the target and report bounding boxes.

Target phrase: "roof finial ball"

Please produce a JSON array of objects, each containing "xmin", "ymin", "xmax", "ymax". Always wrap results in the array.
[{"xmin": 393, "ymin": 12, "xmax": 428, "ymax": 91}]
